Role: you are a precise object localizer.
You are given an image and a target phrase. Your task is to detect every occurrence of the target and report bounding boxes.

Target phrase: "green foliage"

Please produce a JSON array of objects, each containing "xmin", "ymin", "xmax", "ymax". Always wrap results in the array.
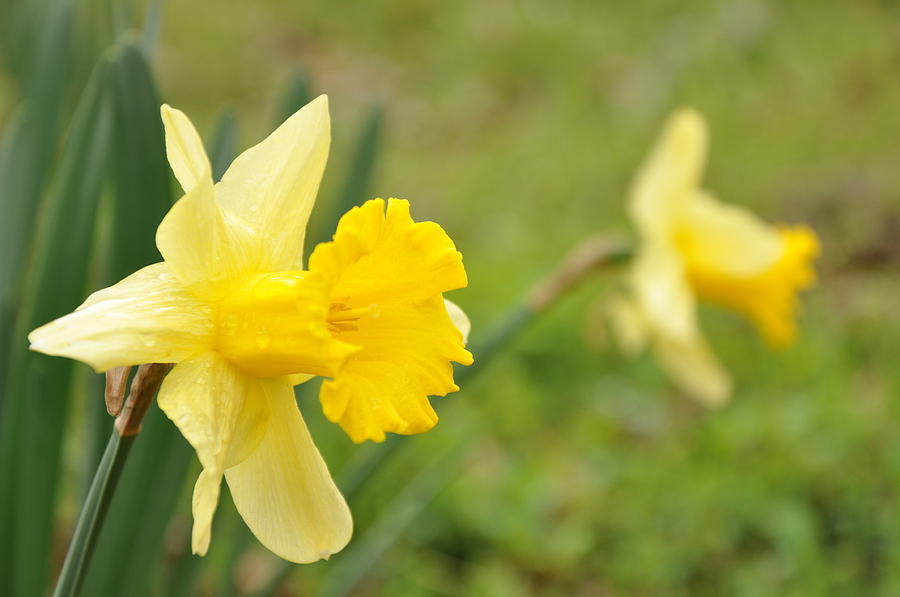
[
  {"xmin": 0, "ymin": 34, "xmax": 110, "ymax": 597},
  {"xmin": 0, "ymin": 0, "xmax": 74, "ymax": 402}
]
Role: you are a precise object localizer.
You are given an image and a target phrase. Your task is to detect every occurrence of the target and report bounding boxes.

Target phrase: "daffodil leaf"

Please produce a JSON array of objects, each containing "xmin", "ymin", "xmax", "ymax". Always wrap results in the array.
[
  {"xmin": 277, "ymin": 70, "xmax": 312, "ymax": 125},
  {"xmin": 335, "ymin": 104, "xmax": 384, "ymax": 219},
  {"xmin": 140, "ymin": 0, "xmax": 165, "ymax": 58},
  {"xmin": 209, "ymin": 108, "xmax": 239, "ymax": 181},
  {"xmin": 107, "ymin": 37, "xmax": 172, "ymax": 279},
  {"xmin": 0, "ymin": 0, "xmax": 60, "ymax": 80},
  {"xmin": 0, "ymin": 50, "xmax": 112, "ymax": 597},
  {"xmin": 305, "ymin": 103, "xmax": 384, "ymax": 256},
  {"xmin": 0, "ymin": 0, "xmax": 74, "ymax": 413}
]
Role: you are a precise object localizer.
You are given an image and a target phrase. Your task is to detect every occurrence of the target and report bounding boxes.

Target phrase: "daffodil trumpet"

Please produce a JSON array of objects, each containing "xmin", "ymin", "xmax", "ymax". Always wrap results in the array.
[
  {"xmin": 30, "ymin": 95, "xmax": 472, "ymax": 564},
  {"xmin": 609, "ymin": 108, "xmax": 819, "ymax": 405}
]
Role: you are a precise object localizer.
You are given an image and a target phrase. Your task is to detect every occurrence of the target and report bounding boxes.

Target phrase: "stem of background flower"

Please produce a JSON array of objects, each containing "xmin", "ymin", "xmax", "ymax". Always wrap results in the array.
[
  {"xmin": 252, "ymin": 233, "xmax": 632, "ymax": 597},
  {"xmin": 52, "ymin": 363, "xmax": 173, "ymax": 597}
]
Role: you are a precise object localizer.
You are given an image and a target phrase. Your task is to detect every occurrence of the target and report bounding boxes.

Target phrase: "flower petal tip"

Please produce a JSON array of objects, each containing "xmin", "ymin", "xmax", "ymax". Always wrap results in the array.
[
  {"xmin": 191, "ymin": 532, "xmax": 210, "ymax": 557},
  {"xmin": 699, "ymin": 387, "xmax": 731, "ymax": 409},
  {"xmin": 667, "ymin": 107, "xmax": 706, "ymax": 138},
  {"xmin": 294, "ymin": 94, "xmax": 329, "ymax": 121}
]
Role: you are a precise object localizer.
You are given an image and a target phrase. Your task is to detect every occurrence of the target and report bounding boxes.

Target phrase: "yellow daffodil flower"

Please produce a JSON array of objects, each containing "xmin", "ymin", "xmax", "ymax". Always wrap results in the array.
[
  {"xmin": 28, "ymin": 96, "xmax": 472, "ymax": 562},
  {"xmin": 610, "ymin": 108, "xmax": 819, "ymax": 406}
]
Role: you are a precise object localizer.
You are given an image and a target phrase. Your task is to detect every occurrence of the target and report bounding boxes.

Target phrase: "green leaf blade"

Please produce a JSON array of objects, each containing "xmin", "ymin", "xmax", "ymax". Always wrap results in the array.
[{"xmin": 0, "ymin": 52, "xmax": 114, "ymax": 597}]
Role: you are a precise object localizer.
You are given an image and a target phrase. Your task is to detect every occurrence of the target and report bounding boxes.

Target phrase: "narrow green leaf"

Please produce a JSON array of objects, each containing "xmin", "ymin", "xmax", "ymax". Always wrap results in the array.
[
  {"xmin": 334, "ymin": 105, "xmax": 384, "ymax": 217},
  {"xmin": 78, "ymin": 38, "xmax": 190, "ymax": 597},
  {"xmin": 106, "ymin": 37, "xmax": 171, "ymax": 280},
  {"xmin": 208, "ymin": 108, "xmax": 239, "ymax": 180},
  {"xmin": 306, "ymin": 104, "xmax": 384, "ymax": 255},
  {"xmin": 0, "ymin": 53, "xmax": 113, "ymax": 597},
  {"xmin": 109, "ymin": 0, "xmax": 134, "ymax": 38},
  {"xmin": 0, "ymin": 0, "xmax": 56, "ymax": 79},
  {"xmin": 0, "ymin": 106, "xmax": 26, "ymax": 406},
  {"xmin": 0, "ymin": 0, "xmax": 75, "ymax": 404},
  {"xmin": 276, "ymin": 70, "xmax": 312, "ymax": 124},
  {"xmin": 140, "ymin": 0, "xmax": 165, "ymax": 57}
]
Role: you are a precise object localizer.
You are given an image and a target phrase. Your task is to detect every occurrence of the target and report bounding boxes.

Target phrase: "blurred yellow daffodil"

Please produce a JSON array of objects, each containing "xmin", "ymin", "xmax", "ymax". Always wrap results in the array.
[
  {"xmin": 28, "ymin": 96, "xmax": 472, "ymax": 562},
  {"xmin": 610, "ymin": 108, "xmax": 819, "ymax": 406}
]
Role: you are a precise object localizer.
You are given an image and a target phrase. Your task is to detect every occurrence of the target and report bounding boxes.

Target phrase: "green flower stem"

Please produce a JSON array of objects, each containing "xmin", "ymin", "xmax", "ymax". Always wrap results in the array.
[
  {"xmin": 52, "ymin": 363, "xmax": 172, "ymax": 597},
  {"xmin": 253, "ymin": 234, "xmax": 632, "ymax": 597},
  {"xmin": 51, "ymin": 432, "xmax": 134, "ymax": 597}
]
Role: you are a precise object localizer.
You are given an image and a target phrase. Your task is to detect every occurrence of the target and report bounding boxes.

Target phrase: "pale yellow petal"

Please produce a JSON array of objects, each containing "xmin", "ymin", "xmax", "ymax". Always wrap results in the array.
[
  {"xmin": 215, "ymin": 95, "xmax": 330, "ymax": 271},
  {"xmin": 606, "ymin": 293, "xmax": 648, "ymax": 356},
  {"xmin": 444, "ymin": 299, "xmax": 471, "ymax": 344},
  {"xmin": 225, "ymin": 377, "xmax": 352, "ymax": 563},
  {"xmin": 160, "ymin": 104, "xmax": 212, "ymax": 193},
  {"xmin": 630, "ymin": 242, "xmax": 697, "ymax": 342},
  {"xmin": 28, "ymin": 263, "xmax": 212, "ymax": 372},
  {"xmin": 190, "ymin": 468, "xmax": 222, "ymax": 557},
  {"xmin": 629, "ymin": 108, "xmax": 708, "ymax": 239},
  {"xmin": 654, "ymin": 334, "xmax": 732, "ymax": 406},
  {"xmin": 155, "ymin": 170, "xmax": 258, "ymax": 299},
  {"xmin": 157, "ymin": 352, "xmax": 269, "ymax": 555},
  {"xmin": 288, "ymin": 373, "xmax": 315, "ymax": 386}
]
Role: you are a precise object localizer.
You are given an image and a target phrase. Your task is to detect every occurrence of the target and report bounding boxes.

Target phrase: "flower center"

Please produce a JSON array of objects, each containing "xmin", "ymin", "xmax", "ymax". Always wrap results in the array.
[
  {"xmin": 327, "ymin": 301, "xmax": 379, "ymax": 333},
  {"xmin": 214, "ymin": 270, "xmax": 357, "ymax": 378}
]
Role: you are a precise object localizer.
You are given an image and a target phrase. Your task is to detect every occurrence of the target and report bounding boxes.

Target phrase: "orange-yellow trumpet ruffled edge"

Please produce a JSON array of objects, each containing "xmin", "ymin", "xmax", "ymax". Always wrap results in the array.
[
  {"xmin": 609, "ymin": 108, "xmax": 819, "ymax": 406},
  {"xmin": 28, "ymin": 95, "xmax": 473, "ymax": 563}
]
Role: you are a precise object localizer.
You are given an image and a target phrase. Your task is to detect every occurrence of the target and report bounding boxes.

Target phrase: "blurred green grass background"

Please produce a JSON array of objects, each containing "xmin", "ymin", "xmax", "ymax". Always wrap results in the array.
[{"xmin": 4, "ymin": 0, "xmax": 900, "ymax": 595}]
